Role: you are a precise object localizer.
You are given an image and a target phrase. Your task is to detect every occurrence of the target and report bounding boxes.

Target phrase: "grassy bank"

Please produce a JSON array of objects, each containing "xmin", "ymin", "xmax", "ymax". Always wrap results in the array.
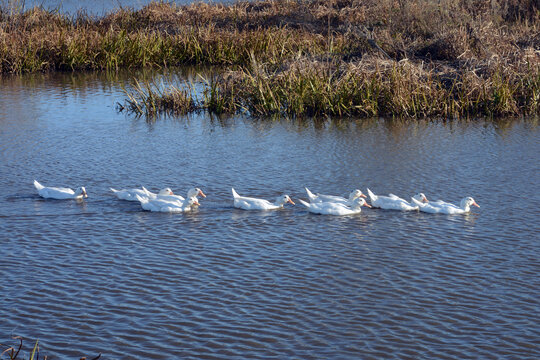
[
  {"xmin": 1, "ymin": 0, "xmax": 537, "ymax": 73},
  {"xmin": 208, "ymin": 55, "xmax": 539, "ymax": 118},
  {"xmin": 0, "ymin": 0, "xmax": 332, "ymax": 73},
  {"xmin": 122, "ymin": 55, "xmax": 539, "ymax": 118},
  {"xmin": 1, "ymin": 0, "xmax": 539, "ymax": 117}
]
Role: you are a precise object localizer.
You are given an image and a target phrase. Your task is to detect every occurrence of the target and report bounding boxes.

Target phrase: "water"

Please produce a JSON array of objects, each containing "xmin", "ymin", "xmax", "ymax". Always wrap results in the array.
[
  {"xmin": 9, "ymin": 0, "xmax": 231, "ymax": 15},
  {"xmin": 0, "ymin": 70, "xmax": 539, "ymax": 359}
]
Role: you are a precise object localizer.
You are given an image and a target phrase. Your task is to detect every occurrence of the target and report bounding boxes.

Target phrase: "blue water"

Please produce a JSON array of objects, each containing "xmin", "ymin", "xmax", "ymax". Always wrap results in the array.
[
  {"xmin": 0, "ymin": 70, "xmax": 539, "ymax": 359},
  {"xmin": 12, "ymin": 0, "xmax": 230, "ymax": 15}
]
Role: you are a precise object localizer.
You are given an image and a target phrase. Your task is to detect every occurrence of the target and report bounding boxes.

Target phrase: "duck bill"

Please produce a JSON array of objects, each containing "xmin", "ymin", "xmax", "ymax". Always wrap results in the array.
[
  {"xmin": 193, "ymin": 199, "xmax": 200, "ymax": 206},
  {"xmin": 83, "ymin": 191, "xmax": 88, "ymax": 198},
  {"xmin": 360, "ymin": 194, "xmax": 367, "ymax": 198},
  {"xmin": 364, "ymin": 203, "xmax": 372, "ymax": 208},
  {"xmin": 199, "ymin": 190, "xmax": 207, "ymax": 198},
  {"xmin": 473, "ymin": 202, "xmax": 480, "ymax": 208},
  {"xmin": 423, "ymin": 196, "xmax": 428, "ymax": 203},
  {"xmin": 288, "ymin": 199, "xmax": 295, "ymax": 205}
]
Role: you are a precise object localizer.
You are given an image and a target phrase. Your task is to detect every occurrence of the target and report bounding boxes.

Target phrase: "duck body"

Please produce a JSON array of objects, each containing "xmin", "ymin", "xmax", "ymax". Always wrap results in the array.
[
  {"xmin": 111, "ymin": 186, "xmax": 174, "ymax": 201},
  {"xmin": 110, "ymin": 187, "xmax": 155, "ymax": 201},
  {"xmin": 157, "ymin": 188, "xmax": 206, "ymax": 204},
  {"xmin": 412, "ymin": 196, "xmax": 480, "ymax": 214},
  {"xmin": 232, "ymin": 188, "xmax": 294, "ymax": 210},
  {"xmin": 34, "ymin": 180, "xmax": 87, "ymax": 200},
  {"xmin": 135, "ymin": 194, "xmax": 199, "ymax": 213},
  {"xmin": 367, "ymin": 188, "xmax": 427, "ymax": 211},
  {"xmin": 298, "ymin": 197, "xmax": 371, "ymax": 215},
  {"xmin": 305, "ymin": 187, "xmax": 366, "ymax": 205}
]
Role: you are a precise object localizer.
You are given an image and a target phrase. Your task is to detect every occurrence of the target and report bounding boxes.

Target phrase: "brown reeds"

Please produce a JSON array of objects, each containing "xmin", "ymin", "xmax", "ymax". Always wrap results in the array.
[
  {"xmin": 2, "ymin": 0, "xmax": 539, "ymax": 117},
  {"xmin": 121, "ymin": 55, "xmax": 539, "ymax": 118},
  {"xmin": 120, "ymin": 78, "xmax": 197, "ymax": 116},
  {"xmin": 1, "ymin": 0, "xmax": 538, "ymax": 73}
]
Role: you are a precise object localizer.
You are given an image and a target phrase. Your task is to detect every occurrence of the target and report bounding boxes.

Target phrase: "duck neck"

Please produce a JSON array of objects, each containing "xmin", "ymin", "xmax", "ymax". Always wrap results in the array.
[{"xmin": 274, "ymin": 198, "xmax": 286, "ymax": 207}]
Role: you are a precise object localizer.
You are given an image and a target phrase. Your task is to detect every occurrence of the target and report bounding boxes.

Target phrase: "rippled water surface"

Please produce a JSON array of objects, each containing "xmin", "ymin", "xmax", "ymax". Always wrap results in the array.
[{"xmin": 0, "ymin": 71, "xmax": 539, "ymax": 359}]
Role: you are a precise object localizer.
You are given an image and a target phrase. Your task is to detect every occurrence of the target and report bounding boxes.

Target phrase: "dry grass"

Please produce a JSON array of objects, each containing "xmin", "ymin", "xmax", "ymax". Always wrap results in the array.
[
  {"xmin": 2, "ymin": 0, "xmax": 539, "ymax": 117},
  {"xmin": 121, "ymin": 54, "xmax": 539, "ymax": 118},
  {"xmin": 218, "ymin": 55, "xmax": 539, "ymax": 118},
  {"xmin": 120, "ymin": 78, "xmax": 197, "ymax": 116},
  {"xmin": 1, "ymin": 0, "xmax": 538, "ymax": 73}
]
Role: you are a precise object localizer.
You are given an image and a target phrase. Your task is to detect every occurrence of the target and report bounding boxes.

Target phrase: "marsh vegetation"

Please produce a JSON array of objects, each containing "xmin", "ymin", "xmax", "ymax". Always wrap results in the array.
[{"xmin": 1, "ymin": 0, "xmax": 538, "ymax": 117}]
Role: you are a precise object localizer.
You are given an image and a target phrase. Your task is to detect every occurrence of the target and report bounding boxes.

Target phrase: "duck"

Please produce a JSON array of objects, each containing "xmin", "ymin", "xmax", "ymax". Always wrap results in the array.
[
  {"xmin": 366, "ymin": 188, "xmax": 428, "ymax": 211},
  {"xmin": 298, "ymin": 197, "xmax": 371, "ymax": 215},
  {"xmin": 411, "ymin": 196, "xmax": 480, "ymax": 214},
  {"xmin": 135, "ymin": 194, "xmax": 200, "ymax": 213},
  {"xmin": 305, "ymin": 187, "xmax": 366, "ymax": 204},
  {"xmin": 156, "ymin": 187, "xmax": 206, "ymax": 204},
  {"xmin": 110, "ymin": 187, "xmax": 173, "ymax": 201},
  {"xmin": 232, "ymin": 188, "xmax": 295, "ymax": 210},
  {"xmin": 34, "ymin": 180, "xmax": 88, "ymax": 200}
]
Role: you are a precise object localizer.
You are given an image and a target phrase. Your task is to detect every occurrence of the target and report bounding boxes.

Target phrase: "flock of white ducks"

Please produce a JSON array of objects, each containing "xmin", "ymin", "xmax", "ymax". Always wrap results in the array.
[{"xmin": 33, "ymin": 180, "xmax": 480, "ymax": 215}]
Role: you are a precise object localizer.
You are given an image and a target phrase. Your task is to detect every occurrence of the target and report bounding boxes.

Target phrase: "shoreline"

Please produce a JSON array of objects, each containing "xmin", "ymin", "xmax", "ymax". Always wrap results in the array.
[{"xmin": 1, "ymin": 0, "xmax": 538, "ymax": 118}]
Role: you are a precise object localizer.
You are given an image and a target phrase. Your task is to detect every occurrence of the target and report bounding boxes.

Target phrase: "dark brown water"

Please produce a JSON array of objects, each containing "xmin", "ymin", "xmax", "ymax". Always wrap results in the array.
[{"xmin": 1, "ymin": 71, "xmax": 539, "ymax": 359}]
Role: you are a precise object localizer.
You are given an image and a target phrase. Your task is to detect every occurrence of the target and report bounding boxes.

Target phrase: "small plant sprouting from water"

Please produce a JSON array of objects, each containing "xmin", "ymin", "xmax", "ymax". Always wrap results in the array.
[
  {"xmin": 0, "ymin": 336, "xmax": 101, "ymax": 360},
  {"xmin": 120, "ymin": 78, "xmax": 197, "ymax": 117}
]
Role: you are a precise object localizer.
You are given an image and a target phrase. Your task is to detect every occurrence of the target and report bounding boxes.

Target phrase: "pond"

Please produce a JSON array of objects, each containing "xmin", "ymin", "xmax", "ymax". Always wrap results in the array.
[{"xmin": 0, "ymin": 70, "xmax": 539, "ymax": 359}]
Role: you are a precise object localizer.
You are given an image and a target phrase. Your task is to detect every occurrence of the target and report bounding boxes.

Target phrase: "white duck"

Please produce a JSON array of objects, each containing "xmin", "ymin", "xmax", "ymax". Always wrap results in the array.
[
  {"xmin": 298, "ymin": 197, "xmax": 371, "ymax": 215},
  {"xmin": 412, "ymin": 196, "xmax": 480, "ymax": 214},
  {"xmin": 305, "ymin": 187, "xmax": 366, "ymax": 204},
  {"xmin": 366, "ymin": 188, "xmax": 428, "ymax": 211},
  {"xmin": 156, "ymin": 187, "xmax": 206, "ymax": 204},
  {"xmin": 135, "ymin": 194, "xmax": 200, "ymax": 213},
  {"xmin": 110, "ymin": 187, "xmax": 173, "ymax": 201},
  {"xmin": 232, "ymin": 188, "xmax": 295, "ymax": 210},
  {"xmin": 34, "ymin": 180, "xmax": 88, "ymax": 200}
]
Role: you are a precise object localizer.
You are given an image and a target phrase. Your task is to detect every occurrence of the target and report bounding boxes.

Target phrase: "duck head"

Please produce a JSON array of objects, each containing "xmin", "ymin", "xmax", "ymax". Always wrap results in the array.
[
  {"xmin": 75, "ymin": 187, "xmax": 88, "ymax": 198},
  {"xmin": 351, "ymin": 197, "xmax": 371, "ymax": 209},
  {"xmin": 276, "ymin": 195, "xmax": 295, "ymax": 206},
  {"xmin": 187, "ymin": 187, "xmax": 206, "ymax": 198},
  {"xmin": 413, "ymin": 193, "xmax": 428, "ymax": 203},
  {"xmin": 188, "ymin": 196, "xmax": 200, "ymax": 206},
  {"xmin": 349, "ymin": 189, "xmax": 367, "ymax": 201},
  {"xmin": 461, "ymin": 197, "xmax": 480, "ymax": 210},
  {"xmin": 158, "ymin": 188, "xmax": 174, "ymax": 196}
]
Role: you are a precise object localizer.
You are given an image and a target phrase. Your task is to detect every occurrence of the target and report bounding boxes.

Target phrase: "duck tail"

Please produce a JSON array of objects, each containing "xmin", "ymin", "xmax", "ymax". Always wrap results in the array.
[
  {"xmin": 135, "ymin": 194, "xmax": 148, "ymax": 204},
  {"xmin": 298, "ymin": 199, "xmax": 310, "ymax": 208},
  {"xmin": 231, "ymin": 188, "xmax": 240, "ymax": 198},
  {"xmin": 304, "ymin": 187, "xmax": 316, "ymax": 201},
  {"xmin": 141, "ymin": 186, "xmax": 151, "ymax": 196},
  {"xmin": 33, "ymin": 180, "xmax": 44, "ymax": 191},
  {"xmin": 366, "ymin": 188, "xmax": 377, "ymax": 202}
]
